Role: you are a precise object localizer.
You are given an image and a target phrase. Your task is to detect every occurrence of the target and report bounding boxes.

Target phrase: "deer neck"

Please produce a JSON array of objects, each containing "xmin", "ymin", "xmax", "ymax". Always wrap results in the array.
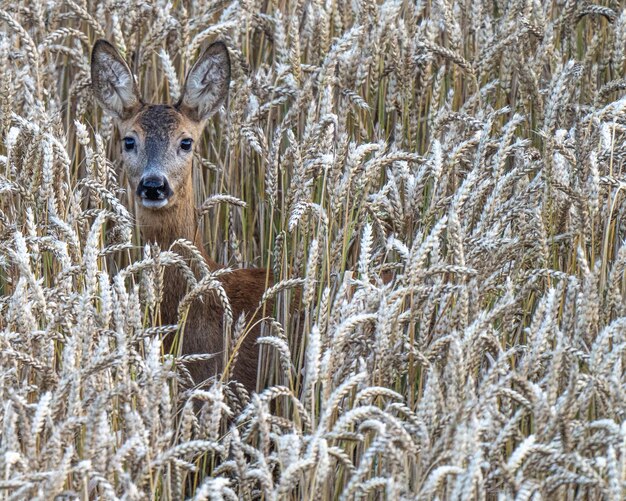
[
  {"xmin": 135, "ymin": 175, "xmax": 220, "ymax": 271},
  {"xmin": 135, "ymin": 174, "xmax": 225, "ymax": 358}
]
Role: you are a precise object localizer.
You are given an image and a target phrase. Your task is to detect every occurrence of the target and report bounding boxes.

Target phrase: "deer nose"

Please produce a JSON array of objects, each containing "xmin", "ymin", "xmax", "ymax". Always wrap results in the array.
[{"xmin": 137, "ymin": 175, "xmax": 172, "ymax": 201}]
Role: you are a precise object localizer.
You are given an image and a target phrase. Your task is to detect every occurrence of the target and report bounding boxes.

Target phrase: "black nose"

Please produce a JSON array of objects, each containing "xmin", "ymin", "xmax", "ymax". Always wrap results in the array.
[{"xmin": 137, "ymin": 175, "xmax": 172, "ymax": 201}]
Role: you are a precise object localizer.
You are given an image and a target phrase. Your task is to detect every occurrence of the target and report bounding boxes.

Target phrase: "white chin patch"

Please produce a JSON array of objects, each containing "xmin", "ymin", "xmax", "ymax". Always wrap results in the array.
[{"xmin": 141, "ymin": 198, "xmax": 169, "ymax": 209}]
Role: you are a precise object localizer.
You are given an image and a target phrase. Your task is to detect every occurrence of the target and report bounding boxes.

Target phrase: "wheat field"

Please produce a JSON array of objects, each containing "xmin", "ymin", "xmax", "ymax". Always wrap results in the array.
[{"xmin": 0, "ymin": 0, "xmax": 625, "ymax": 499}]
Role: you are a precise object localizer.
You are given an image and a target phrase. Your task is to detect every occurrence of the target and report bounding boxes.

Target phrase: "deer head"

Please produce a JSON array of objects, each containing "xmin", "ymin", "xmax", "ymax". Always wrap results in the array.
[{"xmin": 90, "ymin": 40, "xmax": 230, "ymax": 213}]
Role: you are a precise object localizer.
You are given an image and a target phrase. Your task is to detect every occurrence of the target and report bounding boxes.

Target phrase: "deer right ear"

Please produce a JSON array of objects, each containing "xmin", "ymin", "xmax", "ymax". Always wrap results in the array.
[
  {"xmin": 90, "ymin": 40, "xmax": 142, "ymax": 120},
  {"xmin": 178, "ymin": 41, "xmax": 231, "ymax": 122}
]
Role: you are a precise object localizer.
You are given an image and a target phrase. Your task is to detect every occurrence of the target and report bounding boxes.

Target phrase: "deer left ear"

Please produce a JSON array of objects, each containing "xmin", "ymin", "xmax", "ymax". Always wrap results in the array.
[
  {"xmin": 177, "ymin": 42, "xmax": 231, "ymax": 122},
  {"xmin": 91, "ymin": 39, "xmax": 142, "ymax": 120}
]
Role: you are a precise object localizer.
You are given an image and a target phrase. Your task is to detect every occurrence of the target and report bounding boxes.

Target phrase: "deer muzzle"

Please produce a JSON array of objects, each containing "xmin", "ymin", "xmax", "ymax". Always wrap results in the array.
[{"xmin": 137, "ymin": 175, "xmax": 173, "ymax": 209}]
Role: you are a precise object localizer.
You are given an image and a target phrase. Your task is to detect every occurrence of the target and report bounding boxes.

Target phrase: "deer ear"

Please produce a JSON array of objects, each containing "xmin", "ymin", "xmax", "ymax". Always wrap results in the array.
[
  {"xmin": 178, "ymin": 41, "xmax": 230, "ymax": 122},
  {"xmin": 91, "ymin": 39, "xmax": 142, "ymax": 120}
]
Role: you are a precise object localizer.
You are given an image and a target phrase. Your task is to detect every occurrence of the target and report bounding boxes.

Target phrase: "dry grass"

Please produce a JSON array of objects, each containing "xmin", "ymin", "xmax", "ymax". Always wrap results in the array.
[{"xmin": 1, "ymin": 0, "xmax": 626, "ymax": 499}]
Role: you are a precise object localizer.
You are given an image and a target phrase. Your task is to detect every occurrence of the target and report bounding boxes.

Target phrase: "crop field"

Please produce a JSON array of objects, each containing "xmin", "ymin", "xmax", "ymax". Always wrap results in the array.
[{"xmin": 1, "ymin": 0, "xmax": 626, "ymax": 499}]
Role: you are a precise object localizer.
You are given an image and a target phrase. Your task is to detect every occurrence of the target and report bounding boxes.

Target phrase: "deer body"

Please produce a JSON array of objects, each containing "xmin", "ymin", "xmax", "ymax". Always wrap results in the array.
[
  {"xmin": 91, "ymin": 40, "xmax": 267, "ymax": 392},
  {"xmin": 139, "ymin": 177, "xmax": 267, "ymax": 392}
]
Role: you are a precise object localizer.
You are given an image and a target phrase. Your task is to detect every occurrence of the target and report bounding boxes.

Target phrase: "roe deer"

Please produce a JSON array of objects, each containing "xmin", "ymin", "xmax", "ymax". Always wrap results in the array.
[{"xmin": 90, "ymin": 39, "xmax": 270, "ymax": 393}]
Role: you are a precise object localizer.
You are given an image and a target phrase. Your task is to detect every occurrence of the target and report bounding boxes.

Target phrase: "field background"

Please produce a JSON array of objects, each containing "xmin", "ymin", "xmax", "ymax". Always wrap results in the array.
[{"xmin": 1, "ymin": 0, "xmax": 626, "ymax": 499}]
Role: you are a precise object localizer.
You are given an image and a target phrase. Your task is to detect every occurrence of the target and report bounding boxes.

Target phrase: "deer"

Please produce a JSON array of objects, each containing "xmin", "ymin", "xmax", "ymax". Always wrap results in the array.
[{"xmin": 90, "ymin": 39, "xmax": 271, "ymax": 394}]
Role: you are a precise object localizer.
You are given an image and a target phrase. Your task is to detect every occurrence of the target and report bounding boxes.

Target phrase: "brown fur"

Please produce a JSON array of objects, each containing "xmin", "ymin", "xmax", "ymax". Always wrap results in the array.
[
  {"xmin": 138, "ymin": 180, "xmax": 269, "ymax": 392},
  {"xmin": 91, "ymin": 40, "xmax": 269, "ymax": 393}
]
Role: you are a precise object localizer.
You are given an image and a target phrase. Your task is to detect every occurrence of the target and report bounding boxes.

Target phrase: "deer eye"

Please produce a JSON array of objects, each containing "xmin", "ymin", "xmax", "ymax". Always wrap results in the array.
[
  {"xmin": 180, "ymin": 138, "xmax": 193, "ymax": 151},
  {"xmin": 123, "ymin": 137, "xmax": 135, "ymax": 151}
]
